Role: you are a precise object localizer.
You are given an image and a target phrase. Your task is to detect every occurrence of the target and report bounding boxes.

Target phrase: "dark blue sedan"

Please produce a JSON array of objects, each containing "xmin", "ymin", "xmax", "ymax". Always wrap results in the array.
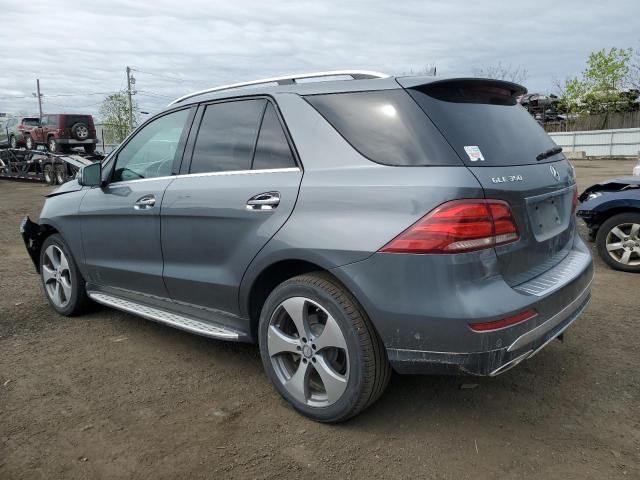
[{"xmin": 577, "ymin": 177, "xmax": 640, "ymax": 272}]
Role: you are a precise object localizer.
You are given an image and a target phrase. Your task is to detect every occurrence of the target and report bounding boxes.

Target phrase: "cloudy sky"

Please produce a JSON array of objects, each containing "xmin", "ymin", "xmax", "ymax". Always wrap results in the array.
[{"xmin": 1, "ymin": 0, "xmax": 638, "ymax": 119}]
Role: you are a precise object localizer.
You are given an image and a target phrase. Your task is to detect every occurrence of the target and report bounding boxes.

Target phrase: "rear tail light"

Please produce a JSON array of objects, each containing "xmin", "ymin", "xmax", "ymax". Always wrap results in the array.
[
  {"xmin": 380, "ymin": 199, "xmax": 519, "ymax": 254},
  {"xmin": 469, "ymin": 308, "xmax": 537, "ymax": 332},
  {"xmin": 571, "ymin": 185, "xmax": 578, "ymax": 212}
]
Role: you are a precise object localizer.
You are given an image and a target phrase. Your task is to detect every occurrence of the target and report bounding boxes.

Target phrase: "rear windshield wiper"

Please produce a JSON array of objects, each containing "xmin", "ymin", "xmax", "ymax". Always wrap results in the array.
[{"xmin": 536, "ymin": 146, "xmax": 562, "ymax": 161}]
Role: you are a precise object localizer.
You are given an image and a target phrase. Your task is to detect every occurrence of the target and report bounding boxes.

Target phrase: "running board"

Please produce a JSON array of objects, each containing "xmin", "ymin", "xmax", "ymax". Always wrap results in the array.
[{"xmin": 88, "ymin": 292, "xmax": 240, "ymax": 340}]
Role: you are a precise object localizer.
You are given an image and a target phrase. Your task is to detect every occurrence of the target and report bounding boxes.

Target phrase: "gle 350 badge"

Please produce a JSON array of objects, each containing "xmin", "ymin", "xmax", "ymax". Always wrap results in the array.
[{"xmin": 491, "ymin": 174, "xmax": 524, "ymax": 184}]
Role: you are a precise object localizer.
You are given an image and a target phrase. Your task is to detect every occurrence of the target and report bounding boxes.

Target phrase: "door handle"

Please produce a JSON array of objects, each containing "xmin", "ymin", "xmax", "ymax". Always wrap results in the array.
[
  {"xmin": 246, "ymin": 192, "xmax": 280, "ymax": 211},
  {"xmin": 134, "ymin": 195, "xmax": 156, "ymax": 210}
]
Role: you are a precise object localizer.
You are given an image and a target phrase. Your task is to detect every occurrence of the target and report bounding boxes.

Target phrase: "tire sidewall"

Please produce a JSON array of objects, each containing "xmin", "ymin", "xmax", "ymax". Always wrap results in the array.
[
  {"xmin": 40, "ymin": 234, "xmax": 84, "ymax": 315},
  {"xmin": 48, "ymin": 137, "xmax": 58, "ymax": 153},
  {"xmin": 596, "ymin": 212, "xmax": 640, "ymax": 273},
  {"xmin": 258, "ymin": 279, "xmax": 369, "ymax": 422},
  {"xmin": 10, "ymin": 136, "xmax": 17, "ymax": 148},
  {"xmin": 55, "ymin": 165, "xmax": 67, "ymax": 184},
  {"xmin": 43, "ymin": 165, "xmax": 54, "ymax": 185},
  {"xmin": 72, "ymin": 123, "xmax": 89, "ymax": 140},
  {"xmin": 25, "ymin": 135, "xmax": 34, "ymax": 150}
]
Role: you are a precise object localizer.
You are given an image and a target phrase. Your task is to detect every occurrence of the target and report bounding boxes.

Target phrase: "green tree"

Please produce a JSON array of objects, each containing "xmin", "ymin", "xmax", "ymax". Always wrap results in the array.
[
  {"xmin": 560, "ymin": 47, "xmax": 633, "ymax": 114},
  {"xmin": 99, "ymin": 91, "xmax": 139, "ymax": 143}
]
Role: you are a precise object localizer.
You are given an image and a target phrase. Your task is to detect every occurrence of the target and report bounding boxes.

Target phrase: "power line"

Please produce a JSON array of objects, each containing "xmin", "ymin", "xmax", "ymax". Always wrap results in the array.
[
  {"xmin": 137, "ymin": 90, "xmax": 174, "ymax": 99},
  {"xmin": 130, "ymin": 67, "xmax": 190, "ymax": 84},
  {"xmin": 0, "ymin": 91, "xmax": 120, "ymax": 100}
]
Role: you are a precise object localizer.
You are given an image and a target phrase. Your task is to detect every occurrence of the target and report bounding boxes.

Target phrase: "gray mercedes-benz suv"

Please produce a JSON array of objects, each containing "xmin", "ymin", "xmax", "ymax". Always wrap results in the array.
[{"xmin": 21, "ymin": 71, "xmax": 593, "ymax": 422}]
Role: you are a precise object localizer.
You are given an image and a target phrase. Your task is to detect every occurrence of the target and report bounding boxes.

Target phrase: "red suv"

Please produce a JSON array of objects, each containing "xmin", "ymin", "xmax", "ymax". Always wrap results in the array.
[{"xmin": 26, "ymin": 114, "xmax": 98, "ymax": 153}]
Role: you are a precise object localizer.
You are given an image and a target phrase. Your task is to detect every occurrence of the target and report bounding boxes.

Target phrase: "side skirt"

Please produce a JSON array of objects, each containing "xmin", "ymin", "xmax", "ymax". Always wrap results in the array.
[{"xmin": 86, "ymin": 286, "xmax": 251, "ymax": 342}]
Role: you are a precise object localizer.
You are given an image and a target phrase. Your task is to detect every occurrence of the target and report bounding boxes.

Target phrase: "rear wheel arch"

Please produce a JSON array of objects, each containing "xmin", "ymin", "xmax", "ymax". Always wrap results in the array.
[
  {"xmin": 245, "ymin": 258, "xmax": 382, "ymax": 342},
  {"xmin": 247, "ymin": 259, "xmax": 326, "ymax": 340}
]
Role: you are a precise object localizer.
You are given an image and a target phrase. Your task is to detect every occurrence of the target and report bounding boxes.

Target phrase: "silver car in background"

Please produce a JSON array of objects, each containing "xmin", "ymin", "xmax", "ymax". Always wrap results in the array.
[{"xmin": 21, "ymin": 71, "xmax": 593, "ymax": 422}]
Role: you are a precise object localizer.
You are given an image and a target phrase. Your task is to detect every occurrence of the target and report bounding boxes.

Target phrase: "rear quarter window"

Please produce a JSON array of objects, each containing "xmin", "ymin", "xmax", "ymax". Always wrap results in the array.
[{"xmin": 305, "ymin": 90, "xmax": 461, "ymax": 167}]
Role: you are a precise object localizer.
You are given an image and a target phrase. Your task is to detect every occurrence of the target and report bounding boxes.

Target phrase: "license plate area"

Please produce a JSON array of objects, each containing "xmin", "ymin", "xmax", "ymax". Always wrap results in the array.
[{"xmin": 526, "ymin": 187, "xmax": 572, "ymax": 241}]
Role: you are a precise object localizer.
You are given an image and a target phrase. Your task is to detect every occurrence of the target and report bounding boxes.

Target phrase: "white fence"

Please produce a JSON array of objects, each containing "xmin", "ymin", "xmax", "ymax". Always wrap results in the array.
[
  {"xmin": 549, "ymin": 128, "xmax": 640, "ymax": 157},
  {"xmin": 94, "ymin": 123, "xmax": 120, "ymax": 153}
]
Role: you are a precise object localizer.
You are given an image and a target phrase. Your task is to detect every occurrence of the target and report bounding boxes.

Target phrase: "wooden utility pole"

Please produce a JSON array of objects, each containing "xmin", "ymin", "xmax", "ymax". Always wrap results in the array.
[
  {"xmin": 36, "ymin": 79, "xmax": 43, "ymax": 119},
  {"xmin": 126, "ymin": 66, "xmax": 134, "ymax": 134}
]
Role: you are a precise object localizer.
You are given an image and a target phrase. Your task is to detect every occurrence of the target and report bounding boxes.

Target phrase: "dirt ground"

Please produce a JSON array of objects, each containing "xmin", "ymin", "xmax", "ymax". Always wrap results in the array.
[{"xmin": 1, "ymin": 159, "xmax": 639, "ymax": 480}]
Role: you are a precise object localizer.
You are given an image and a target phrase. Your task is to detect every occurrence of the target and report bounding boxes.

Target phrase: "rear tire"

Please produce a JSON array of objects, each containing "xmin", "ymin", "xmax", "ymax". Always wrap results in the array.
[
  {"xmin": 43, "ymin": 164, "xmax": 55, "ymax": 185},
  {"xmin": 9, "ymin": 135, "xmax": 17, "ymax": 149},
  {"xmin": 40, "ymin": 234, "xmax": 92, "ymax": 316},
  {"xmin": 54, "ymin": 164, "xmax": 67, "ymax": 184},
  {"xmin": 259, "ymin": 272, "xmax": 390, "ymax": 423},
  {"xmin": 596, "ymin": 212, "xmax": 640, "ymax": 272},
  {"xmin": 48, "ymin": 137, "xmax": 59, "ymax": 153}
]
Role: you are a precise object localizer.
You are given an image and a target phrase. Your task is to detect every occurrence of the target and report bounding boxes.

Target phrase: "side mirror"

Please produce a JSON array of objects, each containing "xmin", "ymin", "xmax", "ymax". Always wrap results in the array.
[{"xmin": 79, "ymin": 162, "xmax": 102, "ymax": 187}]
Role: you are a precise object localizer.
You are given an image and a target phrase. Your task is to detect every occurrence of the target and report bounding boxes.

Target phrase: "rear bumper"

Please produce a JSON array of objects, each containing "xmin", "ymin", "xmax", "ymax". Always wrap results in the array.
[
  {"xmin": 331, "ymin": 234, "xmax": 594, "ymax": 376},
  {"xmin": 55, "ymin": 138, "xmax": 98, "ymax": 145},
  {"xmin": 387, "ymin": 281, "xmax": 591, "ymax": 375}
]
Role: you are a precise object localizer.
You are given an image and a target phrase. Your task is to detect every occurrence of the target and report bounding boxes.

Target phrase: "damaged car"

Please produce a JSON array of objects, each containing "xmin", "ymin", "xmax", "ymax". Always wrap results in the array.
[
  {"xmin": 577, "ymin": 177, "xmax": 640, "ymax": 272},
  {"xmin": 21, "ymin": 71, "xmax": 594, "ymax": 422}
]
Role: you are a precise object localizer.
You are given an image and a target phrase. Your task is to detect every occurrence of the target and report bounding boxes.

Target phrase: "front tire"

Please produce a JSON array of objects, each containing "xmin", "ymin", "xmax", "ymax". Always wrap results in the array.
[
  {"xmin": 25, "ymin": 135, "xmax": 35, "ymax": 150},
  {"xmin": 9, "ymin": 135, "xmax": 17, "ymax": 149},
  {"xmin": 259, "ymin": 272, "xmax": 390, "ymax": 423},
  {"xmin": 43, "ymin": 164, "xmax": 55, "ymax": 185},
  {"xmin": 596, "ymin": 213, "xmax": 640, "ymax": 272},
  {"xmin": 48, "ymin": 137, "xmax": 59, "ymax": 153},
  {"xmin": 40, "ymin": 234, "xmax": 91, "ymax": 316},
  {"xmin": 54, "ymin": 164, "xmax": 67, "ymax": 184}
]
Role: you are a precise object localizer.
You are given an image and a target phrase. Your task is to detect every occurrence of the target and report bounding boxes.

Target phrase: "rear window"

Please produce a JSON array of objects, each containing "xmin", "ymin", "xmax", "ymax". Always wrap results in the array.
[
  {"xmin": 408, "ymin": 82, "xmax": 558, "ymax": 166},
  {"xmin": 305, "ymin": 90, "xmax": 461, "ymax": 167},
  {"xmin": 61, "ymin": 115, "xmax": 93, "ymax": 128}
]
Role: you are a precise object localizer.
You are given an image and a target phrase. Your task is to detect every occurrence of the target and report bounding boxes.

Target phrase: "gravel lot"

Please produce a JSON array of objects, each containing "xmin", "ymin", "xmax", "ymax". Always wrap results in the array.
[{"xmin": 1, "ymin": 159, "xmax": 638, "ymax": 479}]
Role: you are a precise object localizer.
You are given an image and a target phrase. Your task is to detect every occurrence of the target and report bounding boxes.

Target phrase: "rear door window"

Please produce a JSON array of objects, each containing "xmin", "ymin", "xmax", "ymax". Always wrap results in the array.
[
  {"xmin": 189, "ymin": 99, "xmax": 265, "ymax": 174},
  {"xmin": 252, "ymin": 103, "xmax": 296, "ymax": 170},
  {"xmin": 305, "ymin": 90, "xmax": 460, "ymax": 166},
  {"xmin": 408, "ymin": 81, "xmax": 558, "ymax": 166}
]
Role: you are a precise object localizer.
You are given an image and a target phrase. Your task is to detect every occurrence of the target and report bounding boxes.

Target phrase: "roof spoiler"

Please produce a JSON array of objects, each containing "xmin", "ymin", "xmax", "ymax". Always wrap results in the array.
[{"xmin": 396, "ymin": 77, "xmax": 527, "ymax": 98}]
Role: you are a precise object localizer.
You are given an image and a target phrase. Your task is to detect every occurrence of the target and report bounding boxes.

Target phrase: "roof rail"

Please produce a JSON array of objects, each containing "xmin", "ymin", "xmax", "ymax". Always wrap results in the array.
[{"xmin": 167, "ymin": 70, "xmax": 390, "ymax": 106}]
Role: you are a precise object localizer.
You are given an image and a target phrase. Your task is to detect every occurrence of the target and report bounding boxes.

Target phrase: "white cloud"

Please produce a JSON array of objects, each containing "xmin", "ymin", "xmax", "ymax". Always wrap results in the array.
[{"xmin": 0, "ymin": 0, "xmax": 638, "ymax": 117}]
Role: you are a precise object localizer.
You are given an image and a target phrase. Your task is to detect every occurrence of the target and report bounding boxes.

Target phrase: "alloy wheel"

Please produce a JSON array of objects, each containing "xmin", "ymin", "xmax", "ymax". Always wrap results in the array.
[
  {"xmin": 267, "ymin": 297, "xmax": 349, "ymax": 407},
  {"xmin": 42, "ymin": 245, "xmax": 72, "ymax": 308},
  {"xmin": 76, "ymin": 125, "xmax": 89, "ymax": 139},
  {"xmin": 605, "ymin": 222, "xmax": 640, "ymax": 266}
]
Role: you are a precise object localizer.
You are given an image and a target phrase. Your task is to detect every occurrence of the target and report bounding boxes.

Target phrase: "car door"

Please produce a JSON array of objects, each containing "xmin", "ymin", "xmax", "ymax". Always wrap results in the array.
[
  {"xmin": 161, "ymin": 99, "xmax": 303, "ymax": 314},
  {"xmin": 29, "ymin": 116, "xmax": 42, "ymax": 144},
  {"xmin": 79, "ymin": 107, "xmax": 194, "ymax": 297}
]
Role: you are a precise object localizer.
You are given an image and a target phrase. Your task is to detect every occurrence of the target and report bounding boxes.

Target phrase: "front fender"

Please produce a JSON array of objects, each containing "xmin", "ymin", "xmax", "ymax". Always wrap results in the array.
[{"xmin": 20, "ymin": 216, "xmax": 46, "ymax": 272}]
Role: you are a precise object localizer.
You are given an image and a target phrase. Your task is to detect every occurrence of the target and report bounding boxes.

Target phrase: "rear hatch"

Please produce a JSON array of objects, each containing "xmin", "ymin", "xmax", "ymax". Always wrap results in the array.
[{"xmin": 402, "ymin": 78, "xmax": 577, "ymax": 286}]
